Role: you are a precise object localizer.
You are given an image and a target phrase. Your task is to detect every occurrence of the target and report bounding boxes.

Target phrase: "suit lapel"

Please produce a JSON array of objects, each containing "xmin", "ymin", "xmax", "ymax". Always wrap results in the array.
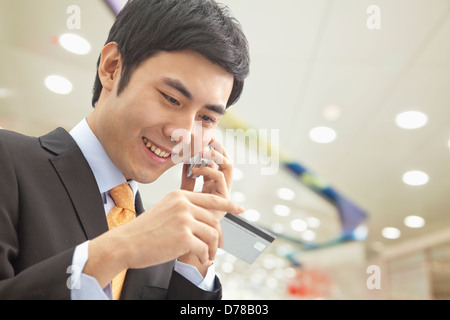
[
  {"xmin": 40, "ymin": 128, "xmax": 108, "ymax": 240},
  {"xmin": 42, "ymin": 130, "xmax": 175, "ymax": 299}
]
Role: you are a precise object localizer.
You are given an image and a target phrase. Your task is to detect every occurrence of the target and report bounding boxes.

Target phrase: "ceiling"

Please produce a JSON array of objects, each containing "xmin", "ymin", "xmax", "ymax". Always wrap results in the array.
[{"xmin": 1, "ymin": 0, "xmax": 449, "ymax": 264}]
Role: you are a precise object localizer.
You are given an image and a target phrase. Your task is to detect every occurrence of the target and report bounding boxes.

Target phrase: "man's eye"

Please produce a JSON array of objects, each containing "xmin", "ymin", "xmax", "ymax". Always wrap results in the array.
[
  {"xmin": 200, "ymin": 115, "xmax": 216, "ymax": 124},
  {"xmin": 162, "ymin": 93, "xmax": 180, "ymax": 106}
]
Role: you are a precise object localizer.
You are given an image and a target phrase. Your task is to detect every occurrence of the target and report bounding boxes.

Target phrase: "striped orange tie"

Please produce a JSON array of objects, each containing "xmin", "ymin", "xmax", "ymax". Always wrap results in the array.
[{"xmin": 107, "ymin": 183, "xmax": 135, "ymax": 300}]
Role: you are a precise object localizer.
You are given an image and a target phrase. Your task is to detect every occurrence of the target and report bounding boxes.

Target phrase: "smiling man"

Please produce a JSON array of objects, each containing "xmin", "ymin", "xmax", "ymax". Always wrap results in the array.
[{"xmin": 0, "ymin": 0, "xmax": 249, "ymax": 300}]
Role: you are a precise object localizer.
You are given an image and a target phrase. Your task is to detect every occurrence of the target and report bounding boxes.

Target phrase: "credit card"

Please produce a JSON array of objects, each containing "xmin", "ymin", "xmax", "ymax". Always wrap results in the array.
[{"xmin": 220, "ymin": 213, "xmax": 276, "ymax": 264}]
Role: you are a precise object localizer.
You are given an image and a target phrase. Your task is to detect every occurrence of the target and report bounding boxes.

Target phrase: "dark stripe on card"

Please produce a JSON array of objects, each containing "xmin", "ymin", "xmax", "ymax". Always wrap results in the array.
[{"xmin": 223, "ymin": 213, "xmax": 276, "ymax": 243}]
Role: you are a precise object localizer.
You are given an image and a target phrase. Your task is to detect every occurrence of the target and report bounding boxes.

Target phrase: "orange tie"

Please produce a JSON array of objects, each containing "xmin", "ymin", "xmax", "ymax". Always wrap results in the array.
[{"xmin": 107, "ymin": 183, "xmax": 135, "ymax": 300}]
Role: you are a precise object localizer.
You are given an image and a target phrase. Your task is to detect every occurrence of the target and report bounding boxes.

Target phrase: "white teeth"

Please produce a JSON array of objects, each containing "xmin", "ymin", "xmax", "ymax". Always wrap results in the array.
[{"xmin": 143, "ymin": 138, "xmax": 170, "ymax": 158}]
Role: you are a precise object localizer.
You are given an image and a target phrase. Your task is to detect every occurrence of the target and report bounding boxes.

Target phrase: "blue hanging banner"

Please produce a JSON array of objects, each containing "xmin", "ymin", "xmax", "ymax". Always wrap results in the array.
[{"xmin": 220, "ymin": 110, "xmax": 368, "ymax": 249}]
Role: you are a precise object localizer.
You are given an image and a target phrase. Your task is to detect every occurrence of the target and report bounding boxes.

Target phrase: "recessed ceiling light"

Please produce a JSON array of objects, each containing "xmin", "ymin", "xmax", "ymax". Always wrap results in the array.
[
  {"xmin": 353, "ymin": 224, "xmax": 368, "ymax": 241},
  {"xmin": 290, "ymin": 219, "xmax": 307, "ymax": 232},
  {"xmin": 221, "ymin": 262, "xmax": 234, "ymax": 273},
  {"xmin": 243, "ymin": 209, "xmax": 261, "ymax": 222},
  {"xmin": 309, "ymin": 126, "xmax": 337, "ymax": 144},
  {"xmin": 396, "ymin": 111, "xmax": 428, "ymax": 129},
  {"xmin": 231, "ymin": 191, "xmax": 246, "ymax": 203},
  {"xmin": 402, "ymin": 170, "xmax": 429, "ymax": 186},
  {"xmin": 273, "ymin": 204, "xmax": 290, "ymax": 217},
  {"xmin": 306, "ymin": 217, "xmax": 321, "ymax": 228},
  {"xmin": 276, "ymin": 187, "xmax": 295, "ymax": 201},
  {"xmin": 301, "ymin": 230, "xmax": 316, "ymax": 242},
  {"xmin": 44, "ymin": 75, "xmax": 72, "ymax": 95},
  {"xmin": 448, "ymin": 138, "xmax": 450, "ymax": 149},
  {"xmin": 0, "ymin": 88, "xmax": 13, "ymax": 99},
  {"xmin": 382, "ymin": 227, "xmax": 401, "ymax": 239},
  {"xmin": 322, "ymin": 104, "xmax": 341, "ymax": 122},
  {"xmin": 59, "ymin": 33, "xmax": 91, "ymax": 55},
  {"xmin": 404, "ymin": 215, "xmax": 425, "ymax": 228}
]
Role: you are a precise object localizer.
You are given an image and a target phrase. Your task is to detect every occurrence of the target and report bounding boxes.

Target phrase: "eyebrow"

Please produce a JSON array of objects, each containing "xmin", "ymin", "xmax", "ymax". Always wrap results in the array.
[
  {"xmin": 162, "ymin": 77, "xmax": 226, "ymax": 115},
  {"xmin": 163, "ymin": 77, "xmax": 192, "ymax": 100},
  {"xmin": 205, "ymin": 104, "xmax": 226, "ymax": 116}
]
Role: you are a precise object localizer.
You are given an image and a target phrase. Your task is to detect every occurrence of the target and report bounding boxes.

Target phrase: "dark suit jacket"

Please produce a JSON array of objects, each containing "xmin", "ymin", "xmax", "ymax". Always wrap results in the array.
[{"xmin": 0, "ymin": 128, "xmax": 221, "ymax": 300}]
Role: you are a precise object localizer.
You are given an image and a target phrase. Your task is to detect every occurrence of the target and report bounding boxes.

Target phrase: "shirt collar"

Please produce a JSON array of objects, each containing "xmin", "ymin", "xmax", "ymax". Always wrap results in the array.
[{"xmin": 69, "ymin": 118, "xmax": 130, "ymax": 194}]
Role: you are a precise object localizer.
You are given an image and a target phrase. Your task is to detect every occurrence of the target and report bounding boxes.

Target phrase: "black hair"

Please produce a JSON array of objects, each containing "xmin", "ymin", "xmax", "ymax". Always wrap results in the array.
[{"xmin": 92, "ymin": 0, "xmax": 250, "ymax": 108}]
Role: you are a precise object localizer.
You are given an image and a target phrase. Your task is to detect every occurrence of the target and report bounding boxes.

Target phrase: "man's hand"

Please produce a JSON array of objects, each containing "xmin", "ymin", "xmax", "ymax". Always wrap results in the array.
[
  {"xmin": 84, "ymin": 189, "xmax": 244, "ymax": 288},
  {"xmin": 178, "ymin": 139, "xmax": 234, "ymax": 274}
]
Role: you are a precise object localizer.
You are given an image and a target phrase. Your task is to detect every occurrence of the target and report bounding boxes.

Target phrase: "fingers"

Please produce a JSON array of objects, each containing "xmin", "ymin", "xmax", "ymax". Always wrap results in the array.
[
  {"xmin": 174, "ymin": 202, "xmax": 224, "ymax": 263},
  {"xmin": 208, "ymin": 138, "xmax": 227, "ymax": 158},
  {"xmin": 195, "ymin": 205, "xmax": 224, "ymax": 249},
  {"xmin": 188, "ymin": 214, "xmax": 222, "ymax": 262},
  {"xmin": 191, "ymin": 166, "xmax": 228, "ymax": 198},
  {"xmin": 181, "ymin": 190, "xmax": 244, "ymax": 214},
  {"xmin": 172, "ymin": 190, "xmax": 242, "ymax": 263},
  {"xmin": 163, "ymin": 189, "xmax": 243, "ymax": 262},
  {"xmin": 201, "ymin": 140, "xmax": 233, "ymax": 192},
  {"xmin": 203, "ymin": 139, "xmax": 233, "ymax": 169},
  {"xmin": 185, "ymin": 236, "xmax": 211, "ymax": 265}
]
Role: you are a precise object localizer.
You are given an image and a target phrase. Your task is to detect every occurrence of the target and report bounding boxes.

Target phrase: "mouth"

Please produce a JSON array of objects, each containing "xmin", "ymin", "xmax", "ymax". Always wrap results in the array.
[{"xmin": 142, "ymin": 137, "xmax": 172, "ymax": 159}]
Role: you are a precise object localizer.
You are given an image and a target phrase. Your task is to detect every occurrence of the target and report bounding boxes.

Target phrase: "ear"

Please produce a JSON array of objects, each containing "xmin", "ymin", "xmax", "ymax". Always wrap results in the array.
[{"xmin": 98, "ymin": 42, "xmax": 122, "ymax": 93}]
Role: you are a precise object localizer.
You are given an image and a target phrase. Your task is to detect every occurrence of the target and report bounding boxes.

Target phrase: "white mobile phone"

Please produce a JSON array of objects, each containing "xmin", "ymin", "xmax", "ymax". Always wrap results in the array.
[{"xmin": 186, "ymin": 145, "xmax": 212, "ymax": 178}]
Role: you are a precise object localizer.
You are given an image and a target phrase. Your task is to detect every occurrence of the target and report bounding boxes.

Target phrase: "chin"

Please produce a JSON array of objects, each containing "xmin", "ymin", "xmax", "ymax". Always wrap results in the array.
[
  {"xmin": 129, "ymin": 168, "xmax": 164, "ymax": 184},
  {"xmin": 129, "ymin": 172, "xmax": 157, "ymax": 184},
  {"xmin": 125, "ymin": 158, "xmax": 175, "ymax": 183}
]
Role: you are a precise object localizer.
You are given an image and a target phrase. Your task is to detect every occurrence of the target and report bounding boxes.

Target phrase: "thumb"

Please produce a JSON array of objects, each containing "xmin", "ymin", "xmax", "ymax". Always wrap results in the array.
[{"xmin": 180, "ymin": 163, "xmax": 196, "ymax": 191}]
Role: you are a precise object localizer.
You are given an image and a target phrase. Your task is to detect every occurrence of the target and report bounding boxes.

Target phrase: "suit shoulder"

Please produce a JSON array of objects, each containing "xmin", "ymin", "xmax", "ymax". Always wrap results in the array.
[
  {"xmin": 0, "ymin": 129, "xmax": 39, "ymax": 150},
  {"xmin": 0, "ymin": 130, "xmax": 48, "ymax": 167}
]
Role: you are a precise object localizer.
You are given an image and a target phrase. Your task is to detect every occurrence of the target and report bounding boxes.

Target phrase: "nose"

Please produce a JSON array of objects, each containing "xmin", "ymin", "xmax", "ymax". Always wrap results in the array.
[
  {"xmin": 164, "ymin": 112, "xmax": 207, "ymax": 162},
  {"xmin": 163, "ymin": 111, "xmax": 195, "ymax": 148}
]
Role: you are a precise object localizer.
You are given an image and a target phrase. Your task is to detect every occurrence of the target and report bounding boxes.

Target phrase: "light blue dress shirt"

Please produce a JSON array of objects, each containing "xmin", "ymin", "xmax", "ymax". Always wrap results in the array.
[{"xmin": 68, "ymin": 118, "xmax": 215, "ymax": 300}]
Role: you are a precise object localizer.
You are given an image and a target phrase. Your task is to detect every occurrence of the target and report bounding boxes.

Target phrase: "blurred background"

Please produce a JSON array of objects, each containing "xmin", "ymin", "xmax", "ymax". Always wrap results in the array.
[{"xmin": 1, "ymin": 0, "xmax": 449, "ymax": 299}]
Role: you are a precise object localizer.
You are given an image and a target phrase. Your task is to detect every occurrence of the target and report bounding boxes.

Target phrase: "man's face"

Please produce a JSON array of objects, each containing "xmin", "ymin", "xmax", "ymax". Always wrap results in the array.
[{"xmin": 92, "ymin": 49, "xmax": 234, "ymax": 183}]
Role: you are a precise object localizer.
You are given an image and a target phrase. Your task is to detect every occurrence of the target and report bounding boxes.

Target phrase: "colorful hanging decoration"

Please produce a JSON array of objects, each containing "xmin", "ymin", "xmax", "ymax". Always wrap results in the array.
[{"xmin": 219, "ymin": 109, "xmax": 368, "ymax": 249}]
